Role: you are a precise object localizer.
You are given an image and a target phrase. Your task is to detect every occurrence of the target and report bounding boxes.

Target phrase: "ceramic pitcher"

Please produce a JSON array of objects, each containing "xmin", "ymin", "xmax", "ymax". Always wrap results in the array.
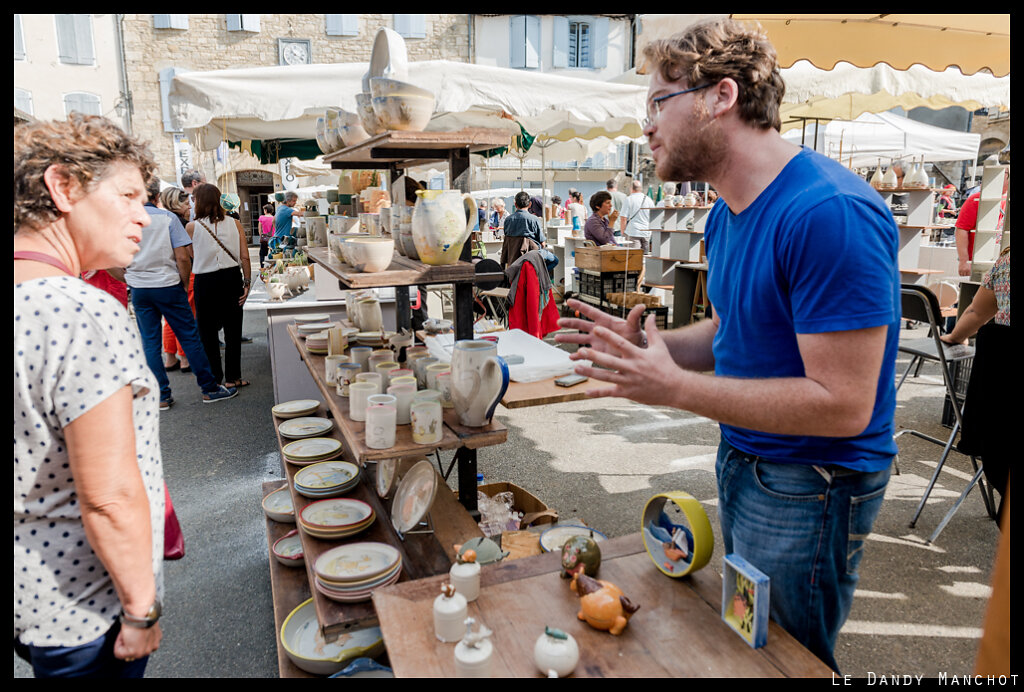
[
  {"xmin": 411, "ymin": 190, "xmax": 476, "ymax": 266},
  {"xmin": 450, "ymin": 340, "xmax": 509, "ymax": 428}
]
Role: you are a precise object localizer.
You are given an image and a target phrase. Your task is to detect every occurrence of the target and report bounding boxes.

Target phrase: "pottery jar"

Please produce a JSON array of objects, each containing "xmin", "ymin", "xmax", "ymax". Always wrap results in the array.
[
  {"xmin": 356, "ymin": 298, "xmax": 384, "ymax": 333},
  {"xmin": 410, "ymin": 400, "xmax": 443, "ymax": 444},
  {"xmin": 433, "ymin": 584, "xmax": 468, "ymax": 643},
  {"xmin": 436, "ymin": 372, "xmax": 454, "ymax": 409},
  {"xmin": 374, "ymin": 361, "xmax": 400, "ymax": 388},
  {"xmin": 386, "ymin": 383, "xmax": 416, "ymax": 425},
  {"xmin": 355, "ymin": 372, "xmax": 383, "ymax": 394},
  {"xmin": 336, "ymin": 363, "xmax": 363, "ymax": 397},
  {"xmin": 449, "ymin": 559, "xmax": 480, "ymax": 602},
  {"xmin": 365, "ymin": 404, "xmax": 397, "ymax": 450},
  {"xmin": 348, "ymin": 382, "xmax": 378, "ymax": 422},
  {"xmin": 350, "ymin": 346, "xmax": 373, "ymax": 373},
  {"xmin": 450, "ymin": 340, "xmax": 510, "ymax": 428},
  {"xmin": 325, "ymin": 355, "xmax": 349, "ymax": 384},
  {"xmin": 425, "ymin": 363, "xmax": 451, "ymax": 393},
  {"xmin": 411, "ymin": 189, "xmax": 477, "ymax": 266},
  {"xmin": 533, "ymin": 627, "xmax": 580, "ymax": 678},
  {"xmin": 413, "ymin": 357, "xmax": 439, "ymax": 387}
]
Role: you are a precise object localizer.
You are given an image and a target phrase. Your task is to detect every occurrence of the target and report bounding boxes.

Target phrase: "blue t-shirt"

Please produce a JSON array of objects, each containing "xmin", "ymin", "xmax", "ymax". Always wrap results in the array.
[
  {"xmin": 705, "ymin": 147, "xmax": 901, "ymax": 471},
  {"xmin": 274, "ymin": 206, "xmax": 295, "ymax": 238}
]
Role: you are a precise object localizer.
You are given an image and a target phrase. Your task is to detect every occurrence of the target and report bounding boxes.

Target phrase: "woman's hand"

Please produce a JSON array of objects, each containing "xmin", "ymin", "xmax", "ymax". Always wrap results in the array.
[
  {"xmin": 114, "ymin": 622, "xmax": 162, "ymax": 661},
  {"xmin": 939, "ymin": 333, "xmax": 969, "ymax": 346},
  {"xmin": 239, "ymin": 281, "xmax": 251, "ymax": 306}
]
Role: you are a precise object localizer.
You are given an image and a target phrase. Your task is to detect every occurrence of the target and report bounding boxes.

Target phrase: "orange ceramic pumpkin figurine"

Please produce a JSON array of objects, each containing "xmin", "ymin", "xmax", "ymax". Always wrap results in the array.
[{"xmin": 570, "ymin": 572, "xmax": 640, "ymax": 635}]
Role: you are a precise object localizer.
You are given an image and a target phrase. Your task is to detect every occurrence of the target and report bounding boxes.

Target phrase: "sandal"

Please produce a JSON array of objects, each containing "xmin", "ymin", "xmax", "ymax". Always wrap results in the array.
[{"xmin": 224, "ymin": 379, "xmax": 251, "ymax": 388}]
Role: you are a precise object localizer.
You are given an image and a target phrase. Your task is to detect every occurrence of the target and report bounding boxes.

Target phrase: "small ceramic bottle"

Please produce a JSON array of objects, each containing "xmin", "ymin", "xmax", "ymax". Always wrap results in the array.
[
  {"xmin": 870, "ymin": 159, "xmax": 884, "ymax": 189},
  {"xmin": 533, "ymin": 626, "xmax": 580, "ymax": 678},
  {"xmin": 454, "ymin": 617, "xmax": 494, "ymax": 678},
  {"xmin": 433, "ymin": 583, "xmax": 468, "ymax": 643},
  {"xmin": 449, "ymin": 549, "xmax": 481, "ymax": 602}
]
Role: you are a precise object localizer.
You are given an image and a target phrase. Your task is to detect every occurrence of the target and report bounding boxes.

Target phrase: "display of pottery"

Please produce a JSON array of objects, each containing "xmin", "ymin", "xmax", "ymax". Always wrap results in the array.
[
  {"xmin": 369, "ymin": 27, "xmax": 409, "ymax": 84},
  {"xmin": 337, "ymin": 108, "xmax": 371, "ymax": 148},
  {"xmin": 454, "ymin": 618, "xmax": 494, "ymax": 678},
  {"xmin": 449, "ymin": 339, "xmax": 510, "ymax": 428},
  {"xmin": 570, "ymin": 572, "xmax": 640, "ymax": 636},
  {"xmin": 280, "ymin": 599, "xmax": 384, "ymax": 675},
  {"xmin": 356, "ymin": 93, "xmax": 386, "ymax": 136},
  {"xmin": 411, "ymin": 189, "xmax": 477, "ymax": 266},
  {"xmin": 560, "ymin": 534, "xmax": 602, "ymax": 579},
  {"xmin": 369, "ymin": 78, "xmax": 435, "ymax": 132},
  {"xmin": 449, "ymin": 550, "xmax": 481, "ymax": 602},
  {"xmin": 534, "ymin": 627, "xmax": 580, "ymax": 678},
  {"xmin": 434, "ymin": 583, "xmax": 468, "ymax": 643}
]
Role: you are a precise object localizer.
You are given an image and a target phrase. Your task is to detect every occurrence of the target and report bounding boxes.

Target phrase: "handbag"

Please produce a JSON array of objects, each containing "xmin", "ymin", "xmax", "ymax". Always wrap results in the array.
[
  {"xmin": 163, "ymin": 481, "xmax": 185, "ymax": 560},
  {"xmin": 196, "ymin": 218, "xmax": 250, "ymax": 291}
]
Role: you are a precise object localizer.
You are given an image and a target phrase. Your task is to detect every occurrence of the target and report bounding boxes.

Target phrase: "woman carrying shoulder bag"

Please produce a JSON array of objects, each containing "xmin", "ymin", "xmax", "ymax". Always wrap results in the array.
[{"xmin": 186, "ymin": 184, "xmax": 252, "ymax": 390}]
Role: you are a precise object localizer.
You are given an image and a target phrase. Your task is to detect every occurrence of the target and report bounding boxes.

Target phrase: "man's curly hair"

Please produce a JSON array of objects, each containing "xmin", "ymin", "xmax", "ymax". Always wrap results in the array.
[
  {"xmin": 14, "ymin": 114, "xmax": 157, "ymax": 231},
  {"xmin": 643, "ymin": 18, "xmax": 786, "ymax": 131}
]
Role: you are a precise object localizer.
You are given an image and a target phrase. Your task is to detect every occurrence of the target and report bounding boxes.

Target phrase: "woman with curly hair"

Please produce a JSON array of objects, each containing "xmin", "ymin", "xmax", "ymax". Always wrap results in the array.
[{"xmin": 14, "ymin": 114, "xmax": 165, "ymax": 677}]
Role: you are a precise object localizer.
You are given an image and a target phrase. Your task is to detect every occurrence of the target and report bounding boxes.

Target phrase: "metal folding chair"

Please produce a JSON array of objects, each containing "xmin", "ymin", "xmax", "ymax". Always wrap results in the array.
[{"xmin": 894, "ymin": 284, "xmax": 996, "ymax": 541}]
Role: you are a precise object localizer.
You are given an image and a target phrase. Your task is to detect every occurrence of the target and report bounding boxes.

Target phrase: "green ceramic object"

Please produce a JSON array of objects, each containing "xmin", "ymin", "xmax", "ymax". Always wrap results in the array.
[
  {"xmin": 560, "ymin": 535, "xmax": 601, "ymax": 579},
  {"xmin": 457, "ymin": 537, "xmax": 508, "ymax": 566}
]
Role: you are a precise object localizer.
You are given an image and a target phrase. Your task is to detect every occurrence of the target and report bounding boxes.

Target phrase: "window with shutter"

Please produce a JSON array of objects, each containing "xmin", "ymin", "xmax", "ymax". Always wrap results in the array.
[
  {"xmin": 159, "ymin": 67, "xmax": 190, "ymax": 133},
  {"xmin": 226, "ymin": 14, "xmax": 259, "ymax": 32},
  {"xmin": 64, "ymin": 92, "xmax": 101, "ymax": 117},
  {"xmin": 568, "ymin": 21, "xmax": 591, "ymax": 68},
  {"xmin": 394, "ymin": 14, "xmax": 426, "ymax": 39},
  {"xmin": 154, "ymin": 15, "xmax": 189, "ymax": 30},
  {"xmin": 55, "ymin": 15, "xmax": 95, "ymax": 65},
  {"xmin": 510, "ymin": 15, "xmax": 541, "ymax": 70},
  {"xmin": 15, "ymin": 88, "xmax": 33, "ymax": 115},
  {"xmin": 326, "ymin": 14, "xmax": 359, "ymax": 36},
  {"xmin": 15, "ymin": 14, "xmax": 26, "ymax": 60}
]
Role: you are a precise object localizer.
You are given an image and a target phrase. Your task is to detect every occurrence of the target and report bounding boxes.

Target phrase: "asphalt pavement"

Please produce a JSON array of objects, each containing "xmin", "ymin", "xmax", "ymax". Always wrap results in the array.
[{"xmin": 15, "ymin": 295, "xmax": 1003, "ymax": 679}]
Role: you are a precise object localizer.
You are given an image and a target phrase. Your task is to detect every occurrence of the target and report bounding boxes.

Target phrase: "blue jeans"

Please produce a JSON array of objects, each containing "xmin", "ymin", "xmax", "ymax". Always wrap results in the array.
[
  {"xmin": 131, "ymin": 283, "xmax": 219, "ymax": 400},
  {"xmin": 15, "ymin": 622, "xmax": 149, "ymax": 678},
  {"xmin": 716, "ymin": 437, "xmax": 891, "ymax": 673}
]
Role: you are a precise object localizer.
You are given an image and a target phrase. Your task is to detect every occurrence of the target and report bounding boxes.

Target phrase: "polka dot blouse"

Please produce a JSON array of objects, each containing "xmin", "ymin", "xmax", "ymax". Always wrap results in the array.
[{"xmin": 14, "ymin": 277, "xmax": 164, "ymax": 648}]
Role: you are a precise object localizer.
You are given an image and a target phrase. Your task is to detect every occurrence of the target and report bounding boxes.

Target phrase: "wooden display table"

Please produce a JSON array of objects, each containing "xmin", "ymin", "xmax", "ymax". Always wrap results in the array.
[
  {"xmin": 501, "ymin": 376, "xmax": 605, "ymax": 409},
  {"xmin": 372, "ymin": 534, "xmax": 833, "ymax": 678}
]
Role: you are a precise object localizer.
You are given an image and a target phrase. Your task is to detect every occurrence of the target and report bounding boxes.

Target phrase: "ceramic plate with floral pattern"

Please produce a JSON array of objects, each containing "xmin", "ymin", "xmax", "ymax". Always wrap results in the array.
[
  {"xmin": 300, "ymin": 498, "xmax": 373, "ymax": 528},
  {"xmin": 390, "ymin": 459, "xmax": 438, "ymax": 534},
  {"xmin": 279, "ymin": 417, "xmax": 335, "ymax": 439},
  {"xmin": 314, "ymin": 541, "xmax": 401, "ymax": 583}
]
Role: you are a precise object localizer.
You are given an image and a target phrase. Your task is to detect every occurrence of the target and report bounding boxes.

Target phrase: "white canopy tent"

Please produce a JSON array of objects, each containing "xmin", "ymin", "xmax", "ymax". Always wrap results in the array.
[{"xmin": 780, "ymin": 111, "xmax": 981, "ymax": 169}]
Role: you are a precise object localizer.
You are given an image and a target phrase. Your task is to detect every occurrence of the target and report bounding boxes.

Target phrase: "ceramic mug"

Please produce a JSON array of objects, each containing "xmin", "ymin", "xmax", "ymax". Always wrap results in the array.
[
  {"xmin": 390, "ymin": 375, "xmax": 418, "ymax": 390},
  {"xmin": 350, "ymin": 346, "xmax": 373, "ymax": 372},
  {"xmin": 413, "ymin": 389, "xmax": 442, "ymax": 405},
  {"xmin": 375, "ymin": 361, "xmax": 400, "ymax": 388},
  {"xmin": 390, "ymin": 368, "xmax": 414, "ymax": 383},
  {"xmin": 348, "ymin": 382, "xmax": 378, "ymax": 422},
  {"xmin": 426, "ymin": 363, "xmax": 451, "ymax": 392},
  {"xmin": 387, "ymin": 383, "xmax": 417, "ymax": 425},
  {"xmin": 365, "ymin": 404, "xmax": 397, "ymax": 449},
  {"xmin": 410, "ymin": 400, "xmax": 443, "ymax": 444},
  {"xmin": 368, "ymin": 351, "xmax": 394, "ymax": 373},
  {"xmin": 450, "ymin": 339, "xmax": 510, "ymax": 428},
  {"xmin": 436, "ymin": 372, "xmax": 454, "ymax": 409},
  {"xmin": 336, "ymin": 363, "xmax": 363, "ymax": 397},
  {"xmin": 355, "ymin": 372, "xmax": 383, "ymax": 394},
  {"xmin": 414, "ymin": 357, "xmax": 439, "ymax": 387},
  {"xmin": 325, "ymin": 355, "xmax": 349, "ymax": 384}
]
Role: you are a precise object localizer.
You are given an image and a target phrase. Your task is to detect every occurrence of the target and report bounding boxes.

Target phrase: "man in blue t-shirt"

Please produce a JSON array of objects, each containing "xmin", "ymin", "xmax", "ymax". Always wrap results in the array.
[
  {"xmin": 556, "ymin": 19, "xmax": 898, "ymax": 673},
  {"xmin": 271, "ymin": 191, "xmax": 304, "ymax": 251}
]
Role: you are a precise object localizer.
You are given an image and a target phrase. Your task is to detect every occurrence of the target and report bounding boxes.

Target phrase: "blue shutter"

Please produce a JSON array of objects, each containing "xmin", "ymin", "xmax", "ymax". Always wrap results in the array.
[
  {"xmin": 226, "ymin": 14, "xmax": 241, "ymax": 31},
  {"xmin": 592, "ymin": 16, "xmax": 609, "ymax": 69},
  {"xmin": 241, "ymin": 14, "xmax": 260, "ymax": 32},
  {"xmin": 155, "ymin": 15, "xmax": 189, "ymax": 30},
  {"xmin": 525, "ymin": 15, "xmax": 541, "ymax": 69},
  {"xmin": 74, "ymin": 15, "xmax": 94, "ymax": 65},
  {"xmin": 15, "ymin": 15, "xmax": 25, "ymax": 60},
  {"xmin": 509, "ymin": 15, "xmax": 525, "ymax": 68},
  {"xmin": 56, "ymin": 15, "xmax": 78, "ymax": 63},
  {"xmin": 170, "ymin": 15, "xmax": 189, "ymax": 30},
  {"xmin": 552, "ymin": 16, "xmax": 568, "ymax": 68},
  {"xmin": 326, "ymin": 15, "xmax": 358, "ymax": 36},
  {"xmin": 160, "ymin": 67, "xmax": 190, "ymax": 132},
  {"xmin": 65, "ymin": 92, "xmax": 100, "ymax": 117},
  {"xmin": 15, "ymin": 88, "xmax": 33, "ymax": 115},
  {"xmin": 394, "ymin": 14, "xmax": 426, "ymax": 39}
]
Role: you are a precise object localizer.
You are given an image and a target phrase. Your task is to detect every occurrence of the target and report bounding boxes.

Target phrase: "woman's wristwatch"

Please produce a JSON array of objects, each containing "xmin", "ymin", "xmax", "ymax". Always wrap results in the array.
[{"xmin": 119, "ymin": 599, "xmax": 162, "ymax": 629}]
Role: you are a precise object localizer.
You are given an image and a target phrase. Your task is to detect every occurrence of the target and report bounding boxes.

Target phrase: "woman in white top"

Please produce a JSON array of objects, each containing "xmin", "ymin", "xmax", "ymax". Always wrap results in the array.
[
  {"xmin": 14, "ymin": 114, "xmax": 164, "ymax": 677},
  {"xmin": 186, "ymin": 184, "xmax": 252, "ymax": 389}
]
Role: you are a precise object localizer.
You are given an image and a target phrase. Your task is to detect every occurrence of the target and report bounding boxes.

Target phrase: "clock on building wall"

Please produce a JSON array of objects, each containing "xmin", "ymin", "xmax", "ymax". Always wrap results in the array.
[{"xmin": 278, "ymin": 39, "xmax": 312, "ymax": 66}]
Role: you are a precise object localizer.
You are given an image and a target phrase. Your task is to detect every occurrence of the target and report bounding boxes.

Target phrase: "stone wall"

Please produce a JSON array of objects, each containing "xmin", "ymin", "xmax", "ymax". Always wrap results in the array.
[{"xmin": 121, "ymin": 14, "xmax": 471, "ymax": 180}]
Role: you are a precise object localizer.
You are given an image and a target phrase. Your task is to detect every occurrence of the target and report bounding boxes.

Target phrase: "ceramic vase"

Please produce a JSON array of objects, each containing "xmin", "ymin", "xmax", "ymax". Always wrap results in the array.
[
  {"xmin": 365, "ymin": 404, "xmax": 397, "ymax": 450},
  {"xmin": 450, "ymin": 340, "xmax": 509, "ymax": 428},
  {"xmin": 410, "ymin": 400, "xmax": 443, "ymax": 444},
  {"xmin": 357, "ymin": 298, "xmax": 384, "ymax": 333},
  {"xmin": 350, "ymin": 346, "xmax": 373, "ymax": 373},
  {"xmin": 348, "ymin": 383, "xmax": 378, "ymax": 422},
  {"xmin": 411, "ymin": 189, "xmax": 477, "ymax": 266},
  {"xmin": 387, "ymin": 383, "xmax": 417, "ymax": 425}
]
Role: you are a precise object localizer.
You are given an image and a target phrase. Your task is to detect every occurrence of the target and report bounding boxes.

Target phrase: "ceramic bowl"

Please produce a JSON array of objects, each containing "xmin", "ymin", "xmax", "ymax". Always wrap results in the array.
[
  {"xmin": 315, "ymin": 116, "xmax": 330, "ymax": 154},
  {"xmin": 355, "ymin": 93, "xmax": 386, "ymax": 136},
  {"xmin": 369, "ymin": 28, "xmax": 409, "ymax": 82},
  {"xmin": 262, "ymin": 487, "xmax": 295, "ymax": 523},
  {"xmin": 369, "ymin": 77, "xmax": 433, "ymax": 101},
  {"xmin": 371, "ymin": 93, "xmax": 434, "ymax": 132},
  {"xmin": 272, "ymin": 529, "xmax": 305, "ymax": 567},
  {"xmin": 343, "ymin": 237, "xmax": 394, "ymax": 273},
  {"xmin": 423, "ymin": 318, "xmax": 453, "ymax": 334},
  {"xmin": 281, "ymin": 599, "xmax": 385, "ymax": 675},
  {"xmin": 336, "ymin": 109, "xmax": 370, "ymax": 147}
]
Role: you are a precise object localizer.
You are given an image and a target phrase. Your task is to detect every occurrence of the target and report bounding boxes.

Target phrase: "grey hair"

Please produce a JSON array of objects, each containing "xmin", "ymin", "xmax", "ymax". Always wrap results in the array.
[
  {"xmin": 284, "ymin": 191, "xmax": 299, "ymax": 203},
  {"xmin": 180, "ymin": 169, "xmax": 205, "ymax": 188}
]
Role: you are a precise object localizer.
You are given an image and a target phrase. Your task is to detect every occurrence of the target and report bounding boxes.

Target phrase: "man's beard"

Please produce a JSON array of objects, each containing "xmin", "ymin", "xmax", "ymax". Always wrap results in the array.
[{"xmin": 654, "ymin": 97, "xmax": 728, "ymax": 184}]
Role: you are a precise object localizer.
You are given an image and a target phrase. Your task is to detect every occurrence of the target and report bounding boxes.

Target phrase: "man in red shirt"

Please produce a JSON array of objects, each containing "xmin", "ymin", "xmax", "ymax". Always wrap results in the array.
[{"xmin": 955, "ymin": 176, "xmax": 1007, "ymax": 276}]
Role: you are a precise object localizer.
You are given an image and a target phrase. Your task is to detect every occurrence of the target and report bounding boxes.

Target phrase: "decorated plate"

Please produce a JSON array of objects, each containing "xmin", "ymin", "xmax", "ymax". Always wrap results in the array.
[
  {"xmin": 281, "ymin": 599, "xmax": 384, "ymax": 675},
  {"xmin": 282, "ymin": 437, "xmax": 343, "ymax": 462},
  {"xmin": 294, "ymin": 313, "xmax": 333, "ymax": 324},
  {"xmin": 279, "ymin": 417, "xmax": 335, "ymax": 440},
  {"xmin": 272, "ymin": 399, "xmax": 321, "ymax": 418},
  {"xmin": 539, "ymin": 524, "xmax": 609, "ymax": 553},
  {"xmin": 317, "ymin": 560, "xmax": 402, "ymax": 590},
  {"xmin": 314, "ymin": 542, "xmax": 401, "ymax": 583},
  {"xmin": 297, "ymin": 321, "xmax": 338, "ymax": 333},
  {"xmin": 300, "ymin": 498, "xmax": 373, "ymax": 529},
  {"xmin": 376, "ymin": 458, "xmax": 398, "ymax": 498},
  {"xmin": 295, "ymin": 461, "xmax": 360, "ymax": 490},
  {"xmin": 390, "ymin": 459, "xmax": 438, "ymax": 534}
]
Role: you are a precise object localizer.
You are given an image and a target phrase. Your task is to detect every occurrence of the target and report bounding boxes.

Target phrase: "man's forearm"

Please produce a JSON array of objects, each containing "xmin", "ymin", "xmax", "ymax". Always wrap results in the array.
[{"xmin": 659, "ymin": 317, "xmax": 718, "ymax": 372}]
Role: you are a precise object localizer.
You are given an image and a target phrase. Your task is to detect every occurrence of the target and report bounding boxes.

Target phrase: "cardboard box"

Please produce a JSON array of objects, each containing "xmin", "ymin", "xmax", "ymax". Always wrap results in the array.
[
  {"xmin": 477, "ymin": 482, "xmax": 557, "ymax": 528},
  {"xmin": 574, "ymin": 246, "xmax": 644, "ymax": 273}
]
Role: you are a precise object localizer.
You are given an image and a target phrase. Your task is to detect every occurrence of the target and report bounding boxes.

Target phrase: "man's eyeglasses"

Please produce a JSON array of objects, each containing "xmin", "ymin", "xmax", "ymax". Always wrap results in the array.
[{"xmin": 641, "ymin": 83, "xmax": 713, "ymax": 130}]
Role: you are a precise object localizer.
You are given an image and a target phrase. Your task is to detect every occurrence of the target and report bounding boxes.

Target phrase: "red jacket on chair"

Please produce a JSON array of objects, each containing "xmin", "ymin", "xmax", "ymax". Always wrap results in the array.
[{"xmin": 507, "ymin": 260, "xmax": 560, "ymax": 339}]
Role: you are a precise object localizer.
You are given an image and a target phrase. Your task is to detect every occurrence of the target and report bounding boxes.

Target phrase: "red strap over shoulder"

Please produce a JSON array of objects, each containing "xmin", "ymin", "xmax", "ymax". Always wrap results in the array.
[{"xmin": 13, "ymin": 251, "xmax": 74, "ymax": 276}]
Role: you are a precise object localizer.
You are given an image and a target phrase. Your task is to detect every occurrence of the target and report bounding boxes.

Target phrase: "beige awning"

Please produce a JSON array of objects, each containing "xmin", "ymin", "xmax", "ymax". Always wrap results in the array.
[{"xmin": 637, "ymin": 14, "xmax": 1009, "ymax": 77}]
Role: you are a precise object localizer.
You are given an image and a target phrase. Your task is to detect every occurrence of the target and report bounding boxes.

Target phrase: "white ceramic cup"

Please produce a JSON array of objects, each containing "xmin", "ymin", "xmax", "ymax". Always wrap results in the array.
[
  {"xmin": 414, "ymin": 357, "xmax": 440, "ymax": 387},
  {"xmin": 366, "ymin": 404, "xmax": 397, "ymax": 449},
  {"xmin": 350, "ymin": 346, "xmax": 373, "ymax": 373},
  {"xmin": 368, "ymin": 351, "xmax": 394, "ymax": 373},
  {"xmin": 390, "ymin": 368, "xmax": 414, "ymax": 383},
  {"xmin": 414, "ymin": 389, "xmax": 442, "ymax": 405},
  {"xmin": 390, "ymin": 375, "xmax": 418, "ymax": 391},
  {"xmin": 348, "ymin": 382, "xmax": 377, "ymax": 422},
  {"xmin": 436, "ymin": 372, "xmax": 454, "ymax": 409},
  {"xmin": 425, "ymin": 363, "xmax": 451, "ymax": 392},
  {"xmin": 410, "ymin": 400, "xmax": 443, "ymax": 444},
  {"xmin": 337, "ymin": 363, "xmax": 363, "ymax": 397},
  {"xmin": 375, "ymin": 361, "xmax": 400, "ymax": 388},
  {"xmin": 355, "ymin": 372, "xmax": 383, "ymax": 394},
  {"xmin": 325, "ymin": 355, "xmax": 349, "ymax": 384},
  {"xmin": 387, "ymin": 383, "xmax": 417, "ymax": 425}
]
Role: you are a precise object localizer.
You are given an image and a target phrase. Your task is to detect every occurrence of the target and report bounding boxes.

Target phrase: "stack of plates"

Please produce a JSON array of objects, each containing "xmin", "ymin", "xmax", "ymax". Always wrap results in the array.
[
  {"xmin": 273, "ymin": 399, "xmax": 321, "ymax": 419},
  {"xmin": 294, "ymin": 314, "xmax": 333, "ymax": 325},
  {"xmin": 279, "ymin": 417, "xmax": 335, "ymax": 440},
  {"xmin": 354, "ymin": 331, "xmax": 395, "ymax": 347},
  {"xmin": 299, "ymin": 498, "xmax": 375, "ymax": 540},
  {"xmin": 282, "ymin": 437, "xmax": 344, "ymax": 465},
  {"xmin": 297, "ymin": 321, "xmax": 338, "ymax": 337},
  {"xmin": 306, "ymin": 331, "xmax": 329, "ymax": 354},
  {"xmin": 313, "ymin": 542, "xmax": 402, "ymax": 603},
  {"xmin": 294, "ymin": 460, "xmax": 360, "ymax": 498}
]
